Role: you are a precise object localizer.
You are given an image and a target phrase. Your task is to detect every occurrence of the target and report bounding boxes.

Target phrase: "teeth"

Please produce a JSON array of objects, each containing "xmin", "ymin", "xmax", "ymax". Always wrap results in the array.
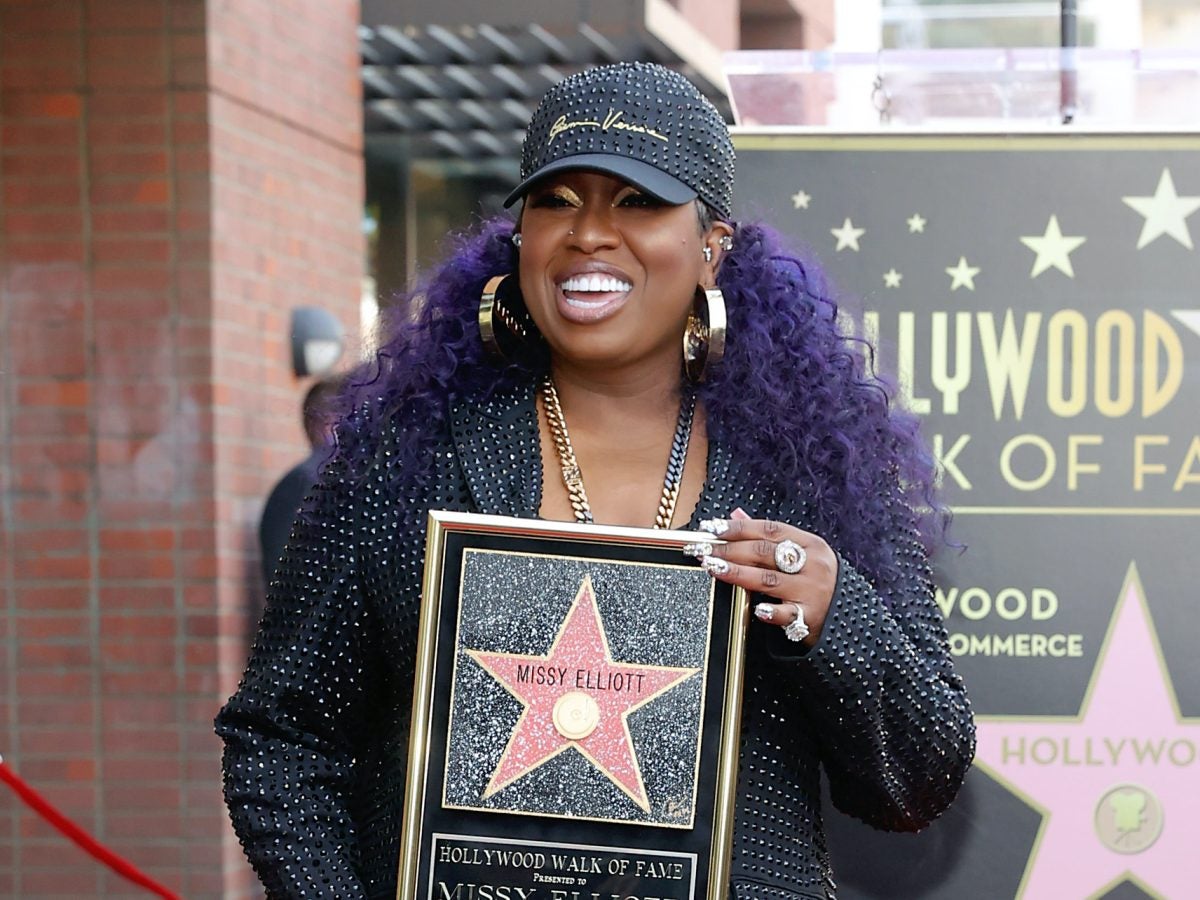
[{"xmin": 559, "ymin": 274, "xmax": 632, "ymax": 293}]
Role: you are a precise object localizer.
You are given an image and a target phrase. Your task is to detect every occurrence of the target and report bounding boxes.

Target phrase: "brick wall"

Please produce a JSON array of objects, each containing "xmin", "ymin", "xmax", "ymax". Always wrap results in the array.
[{"xmin": 0, "ymin": 1, "xmax": 363, "ymax": 896}]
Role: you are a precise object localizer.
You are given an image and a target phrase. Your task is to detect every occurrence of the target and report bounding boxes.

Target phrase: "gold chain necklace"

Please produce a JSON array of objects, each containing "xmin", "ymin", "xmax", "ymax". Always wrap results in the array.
[{"xmin": 540, "ymin": 375, "xmax": 695, "ymax": 529}]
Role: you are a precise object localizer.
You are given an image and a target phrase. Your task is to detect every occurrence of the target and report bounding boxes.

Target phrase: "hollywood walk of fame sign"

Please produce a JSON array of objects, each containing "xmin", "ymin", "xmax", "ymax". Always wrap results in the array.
[
  {"xmin": 733, "ymin": 133, "xmax": 1200, "ymax": 898},
  {"xmin": 397, "ymin": 512, "xmax": 748, "ymax": 900}
]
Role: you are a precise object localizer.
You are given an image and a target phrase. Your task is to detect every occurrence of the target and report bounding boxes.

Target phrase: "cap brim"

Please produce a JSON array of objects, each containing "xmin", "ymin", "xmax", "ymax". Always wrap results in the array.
[{"xmin": 503, "ymin": 153, "xmax": 697, "ymax": 209}]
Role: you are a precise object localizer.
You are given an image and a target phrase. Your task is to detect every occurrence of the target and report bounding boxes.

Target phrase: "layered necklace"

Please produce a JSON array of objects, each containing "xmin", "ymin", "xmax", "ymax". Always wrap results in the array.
[{"xmin": 540, "ymin": 375, "xmax": 695, "ymax": 529}]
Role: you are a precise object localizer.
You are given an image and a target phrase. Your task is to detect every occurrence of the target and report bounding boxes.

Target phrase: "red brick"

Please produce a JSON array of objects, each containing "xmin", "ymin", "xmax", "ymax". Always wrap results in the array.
[
  {"xmin": 100, "ymin": 724, "xmax": 179, "ymax": 758},
  {"xmin": 101, "ymin": 696, "xmax": 174, "ymax": 727},
  {"xmin": 100, "ymin": 639, "xmax": 177, "ymax": 668},
  {"xmin": 17, "ymin": 726, "xmax": 98, "ymax": 756},
  {"xmin": 9, "ymin": 322, "xmax": 87, "ymax": 377},
  {"xmin": 16, "ymin": 379, "xmax": 90, "ymax": 407},
  {"xmin": 92, "ymin": 236, "xmax": 171, "ymax": 264},
  {"xmin": 18, "ymin": 642, "xmax": 94, "ymax": 667},
  {"xmin": 15, "ymin": 868, "xmax": 101, "ymax": 895},
  {"xmin": 10, "ymin": 527, "xmax": 88, "ymax": 555},
  {"xmin": 88, "ymin": 148, "xmax": 169, "ymax": 177},
  {"xmin": 172, "ymin": 147, "xmax": 211, "ymax": 178},
  {"xmin": 15, "ymin": 670, "xmax": 93, "ymax": 698},
  {"xmin": 0, "ymin": 119, "xmax": 80, "ymax": 148},
  {"xmin": 99, "ymin": 554, "xmax": 176, "ymax": 580},
  {"xmin": 100, "ymin": 811, "xmax": 180, "ymax": 842},
  {"xmin": 3, "ymin": 209, "xmax": 86, "ymax": 236},
  {"xmin": 4, "ymin": 238, "xmax": 86, "ymax": 264},
  {"xmin": 1, "ymin": 61, "xmax": 81, "ymax": 91},
  {"xmin": 93, "ymin": 290, "xmax": 171, "ymax": 320},
  {"xmin": 10, "ymin": 438, "xmax": 91, "ymax": 468},
  {"xmin": 87, "ymin": 31, "xmax": 163, "ymax": 60},
  {"xmin": 87, "ymin": 119, "xmax": 168, "ymax": 147},
  {"xmin": 93, "ymin": 205, "xmax": 171, "ymax": 233},
  {"xmin": 89, "ymin": 91, "xmax": 166, "ymax": 119},
  {"xmin": 99, "ymin": 527, "xmax": 175, "ymax": 552},
  {"xmin": 98, "ymin": 584, "xmax": 174, "ymax": 611},
  {"xmin": 100, "ymin": 614, "xmax": 175, "ymax": 641},
  {"xmin": 102, "ymin": 670, "xmax": 179, "ymax": 695},
  {"xmin": 3, "ymin": 262, "xmax": 85, "ymax": 295},
  {"xmin": 86, "ymin": 0, "xmax": 169, "ymax": 30},
  {"xmin": 170, "ymin": 30, "xmax": 204, "ymax": 59},
  {"xmin": 2, "ymin": 151, "xmax": 82, "ymax": 179},
  {"xmin": 15, "ymin": 616, "xmax": 89, "ymax": 642},
  {"xmin": 17, "ymin": 757, "xmax": 96, "ymax": 782},
  {"xmin": 169, "ymin": 55, "xmax": 205, "ymax": 86},
  {"xmin": 1, "ymin": 2, "xmax": 84, "ymax": 33},
  {"xmin": 2, "ymin": 177, "xmax": 84, "ymax": 208},
  {"xmin": 0, "ymin": 90, "xmax": 83, "ymax": 118},
  {"xmin": 87, "ymin": 59, "xmax": 168, "ymax": 89},
  {"xmin": 104, "ymin": 757, "xmax": 183, "ymax": 783},
  {"xmin": 13, "ymin": 585, "xmax": 89, "ymax": 612},
  {"xmin": 17, "ymin": 699, "xmax": 95, "ymax": 726},
  {"xmin": 12, "ymin": 466, "xmax": 91, "ymax": 496},
  {"xmin": 87, "ymin": 176, "xmax": 157, "ymax": 205},
  {"xmin": 167, "ymin": 0, "xmax": 205, "ymax": 30}
]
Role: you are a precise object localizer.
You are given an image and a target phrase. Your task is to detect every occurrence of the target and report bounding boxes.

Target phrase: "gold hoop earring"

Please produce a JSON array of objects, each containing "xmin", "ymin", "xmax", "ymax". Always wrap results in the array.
[
  {"xmin": 479, "ymin": 274, "xmax": 536, "ymax": 360},
  {"xmin": 683, "ymin": 285, "xmax": 726, "ymax": 383}
]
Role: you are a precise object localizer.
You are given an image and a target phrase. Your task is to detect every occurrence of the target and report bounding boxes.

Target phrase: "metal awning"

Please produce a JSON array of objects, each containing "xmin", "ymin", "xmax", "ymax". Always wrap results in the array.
[{"xmin": 360, "ymin": 0, "xmax": 732, "ymax": 161}]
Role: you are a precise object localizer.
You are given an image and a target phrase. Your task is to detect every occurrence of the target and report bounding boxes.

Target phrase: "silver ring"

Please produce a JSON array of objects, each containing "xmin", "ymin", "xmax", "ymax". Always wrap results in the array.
[
  {"xmin": 784, "ymin": 606, "xmax": 809, "ymax": 642},
  {"xmin": 774, "ymin": 539, "xmax": 807, "ymax": 574}
]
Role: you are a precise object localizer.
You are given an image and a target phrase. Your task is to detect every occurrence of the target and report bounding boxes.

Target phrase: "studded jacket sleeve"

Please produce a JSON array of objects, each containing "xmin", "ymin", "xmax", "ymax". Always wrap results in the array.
[
  {"xmin": 763, "ymin": 524, "xmax": 976, "ymax": 832},
  {"xmin": 215, "ymin": 456, "xmax": 374, "ymax": 899}
]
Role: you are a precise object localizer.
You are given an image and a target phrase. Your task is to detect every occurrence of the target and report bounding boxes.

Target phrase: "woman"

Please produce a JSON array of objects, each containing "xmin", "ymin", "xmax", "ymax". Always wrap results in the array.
[{"xmin": 216, "ymin": 62, "xmax": 975, "ymax": 899}]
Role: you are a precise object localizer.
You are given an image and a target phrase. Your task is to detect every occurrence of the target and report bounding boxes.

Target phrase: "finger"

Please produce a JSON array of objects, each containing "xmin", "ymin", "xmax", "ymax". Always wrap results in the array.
[
  {"xmin": 752, "ymin": 600, "xmax": 803, "ymax": 626},
  {"xmin": 688, "ymin": 534, "xmax": 807, "ymax": 581},
  {"xmin": 699, "ymin": 514, "xmax": 815, "ymax": 548},
  {"xmin": 698, "ymin": 554, "xmax": 790, "ymax": 595}
]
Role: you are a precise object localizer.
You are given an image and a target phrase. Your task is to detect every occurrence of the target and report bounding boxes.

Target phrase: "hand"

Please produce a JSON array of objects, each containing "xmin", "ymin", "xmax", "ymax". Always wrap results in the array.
[{"xmin": 686, "ymin": 508, "xmax": 837, "ymax": 646}]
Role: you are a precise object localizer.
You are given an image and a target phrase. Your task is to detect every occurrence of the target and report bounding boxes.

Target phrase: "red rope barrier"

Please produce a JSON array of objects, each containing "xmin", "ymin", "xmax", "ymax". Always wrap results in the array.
[{"xmin": 0, "ymin": 756, "xmax": 182, "ymax": 899}]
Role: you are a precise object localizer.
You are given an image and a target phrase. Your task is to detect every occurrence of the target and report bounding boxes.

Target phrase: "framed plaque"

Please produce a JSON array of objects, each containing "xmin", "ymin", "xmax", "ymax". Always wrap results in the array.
[{"xmin": 397, "ymin": 511, "xmax": 748, "ymax": 900}]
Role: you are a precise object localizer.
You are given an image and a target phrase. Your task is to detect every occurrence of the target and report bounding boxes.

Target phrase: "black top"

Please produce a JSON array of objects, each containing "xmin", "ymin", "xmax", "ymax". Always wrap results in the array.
[
  {"xmin": 216, "ymin": 380, "xmax": 975, "ymax": 899},
  {"xmin": 259, "ymin": 452, "xmax": 324, "ymax": 588}
]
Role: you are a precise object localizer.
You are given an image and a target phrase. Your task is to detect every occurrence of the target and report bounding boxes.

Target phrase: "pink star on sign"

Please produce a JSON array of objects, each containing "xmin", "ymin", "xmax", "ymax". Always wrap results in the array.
[
  {"xmin": 975, "ymin": 563, "xmax": 1199, "ymax": 898},
  {"xmin": 467, "ymin": 575, "xmax": 699, "ymax": 812}
]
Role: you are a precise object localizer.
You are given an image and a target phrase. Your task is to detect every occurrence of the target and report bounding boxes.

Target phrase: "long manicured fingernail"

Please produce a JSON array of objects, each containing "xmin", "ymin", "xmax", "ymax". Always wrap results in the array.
[
  {"xmin": 701, "ymin": 556, "xmax": 730, "ymax": 575},
  {"xmin": 698, "ymin": 518, "xmax": 729, "ymax": 536},
  {"xmin": 731, "ymin": 508, "xmax": 750, "ymax": 520},
  {"xmin": 683, "ymin": 542, "xmax": 713, "ymax": 558},
  {"xmin": 754, "ymin": 603, "xmax": 776, "ymax": 622}
]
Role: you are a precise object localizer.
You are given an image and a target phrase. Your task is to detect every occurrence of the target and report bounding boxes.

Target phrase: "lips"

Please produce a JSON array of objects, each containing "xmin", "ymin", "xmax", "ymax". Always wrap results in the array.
[{"xmin": 555, "ymin": 266, "xmax": 634, "ymax": 323}]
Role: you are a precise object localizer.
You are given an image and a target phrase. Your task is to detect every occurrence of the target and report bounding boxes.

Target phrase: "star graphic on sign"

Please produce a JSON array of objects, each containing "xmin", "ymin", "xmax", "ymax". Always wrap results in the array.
[
  {"xmin": 975, "ymin": 564, "xmax": 1199, "ymax": 899},
  {"xmin": 1020, "ymin": 215, "xmax": 1087, "ymax": 278},
  {"xmin": 883, "ymin": 268, "xmax": 902, "ymax": 288},
  {"xmin": 831, "ymin": 217, "xmax": 865, "ymax": 251},
  {"xmin": 792, "ymin": 189, "xmax": 811, "ymax": 209},
  {"xmin": 907, "ymin": 213, "xmax": 927, "ymax": 233},
  {"xmin": 467, "ymin": 575, "xmax": 699, "ymax": 812},
  {"xmin": 945, "ymin": 256, "xmax": 980, "ymax": 291},
  {"xmin": 1122, "ymin": 168, "xmax": 1200, "ymax": 249},
  {"xmin": 1171, "ymin": 309, "xmax": 1200, "ymax": 339}
]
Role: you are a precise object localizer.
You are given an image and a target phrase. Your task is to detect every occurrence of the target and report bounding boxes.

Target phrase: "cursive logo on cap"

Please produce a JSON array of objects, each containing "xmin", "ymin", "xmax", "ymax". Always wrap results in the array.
[{"xmin": 548, "ymin": 109, "xmax": 669, "ymax": 146}]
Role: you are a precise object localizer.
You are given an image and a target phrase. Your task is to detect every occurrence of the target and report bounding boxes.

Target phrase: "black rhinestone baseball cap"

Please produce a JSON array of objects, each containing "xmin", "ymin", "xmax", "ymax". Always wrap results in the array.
[{"xmin": 503, "ymin": 62, "xmax": 735, "ymax": 221}]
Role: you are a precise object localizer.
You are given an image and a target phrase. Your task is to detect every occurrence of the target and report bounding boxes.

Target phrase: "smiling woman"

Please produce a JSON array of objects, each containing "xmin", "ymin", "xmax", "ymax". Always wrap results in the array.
[{"xmin": 216, "ymin": 62, "xmax": 977, "ymax": 900}]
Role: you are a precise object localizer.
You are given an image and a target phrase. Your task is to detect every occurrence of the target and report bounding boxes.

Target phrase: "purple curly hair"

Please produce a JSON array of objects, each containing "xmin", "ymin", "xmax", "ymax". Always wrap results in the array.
[{"xmin": 337, "ymin": 216, "xmax": 946, "ymax": 597}]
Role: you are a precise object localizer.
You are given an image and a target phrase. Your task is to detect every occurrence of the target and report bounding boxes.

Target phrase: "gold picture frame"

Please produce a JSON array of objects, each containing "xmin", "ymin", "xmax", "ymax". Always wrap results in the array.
[{"xmin": 397, "ymin": 511, "xmax": 748, "ymax": 900}]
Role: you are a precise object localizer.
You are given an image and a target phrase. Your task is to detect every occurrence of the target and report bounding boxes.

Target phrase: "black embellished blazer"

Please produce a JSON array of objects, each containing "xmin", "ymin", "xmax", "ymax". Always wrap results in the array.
[{"xmin": 216, "ymin": 381, "xmax": 975, "ymax": 900}]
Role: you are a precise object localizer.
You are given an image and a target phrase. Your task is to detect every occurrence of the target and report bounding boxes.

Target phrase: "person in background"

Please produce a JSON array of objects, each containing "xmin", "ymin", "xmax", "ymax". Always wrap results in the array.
[
  {"xmin": 217, "ymin": 62, "xmax": 975, "ymax": 899},
  {"xmin": 258, "ymin": 376, "xmax": 343, "ymax": 588}
]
